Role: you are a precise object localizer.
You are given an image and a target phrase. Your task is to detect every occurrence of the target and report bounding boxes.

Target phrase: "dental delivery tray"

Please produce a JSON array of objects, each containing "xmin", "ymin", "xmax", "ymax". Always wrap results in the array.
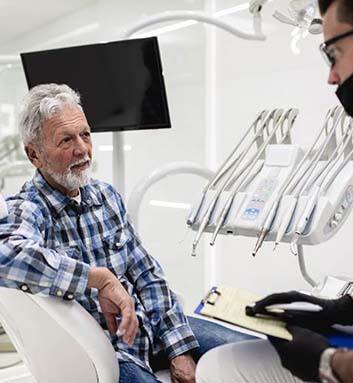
[{"xmin": 188, "ymin": 144, "xmax": 353, "ymax": 246}]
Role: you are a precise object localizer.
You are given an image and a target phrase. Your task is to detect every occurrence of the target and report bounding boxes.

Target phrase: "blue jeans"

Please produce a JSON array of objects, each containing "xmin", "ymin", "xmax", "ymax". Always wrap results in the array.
[
  {"xmin": 119, "ymin": 316, "xmax": 256, "ymax": 383},
  {"xmin": 119, "ymin": 362, "xmax": 159, "ymax": 383}
]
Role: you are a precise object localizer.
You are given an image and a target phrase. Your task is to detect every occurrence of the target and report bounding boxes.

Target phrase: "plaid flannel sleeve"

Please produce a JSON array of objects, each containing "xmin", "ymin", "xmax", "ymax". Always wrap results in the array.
[
  {"xmin": 0, "ymin": 200, "xmax": 89, "ymax": 298},
  {"xmin": 113, "ymin": 191, "xmax": 199, "ymax": 359}
]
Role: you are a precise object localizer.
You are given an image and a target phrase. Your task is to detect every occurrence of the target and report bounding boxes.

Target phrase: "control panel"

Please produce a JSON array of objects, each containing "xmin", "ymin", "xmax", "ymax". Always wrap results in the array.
[
  {"xmin": 326, "ymin": 185, "xmax": 353, "ymax": 232},
  {"xmin": 241, "ymin": 176, "xmax": 278, "ymax": 221}
]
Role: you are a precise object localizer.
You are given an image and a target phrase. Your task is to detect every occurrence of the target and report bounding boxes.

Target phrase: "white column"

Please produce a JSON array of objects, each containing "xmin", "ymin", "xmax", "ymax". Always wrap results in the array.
[{"xmin": 112, "ymin": 131, "xmax": 125, "ymax": 199}]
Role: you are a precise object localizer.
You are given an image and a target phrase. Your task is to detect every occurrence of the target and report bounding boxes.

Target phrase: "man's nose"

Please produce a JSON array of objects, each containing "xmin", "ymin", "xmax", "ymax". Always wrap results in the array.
[
  {"xmin": 328, "ymin": 67, "xmax": 340, "ymax": 85},
  {"xmin": 73, "ymin": 136, "xmax": 89, "ymax": 156}
]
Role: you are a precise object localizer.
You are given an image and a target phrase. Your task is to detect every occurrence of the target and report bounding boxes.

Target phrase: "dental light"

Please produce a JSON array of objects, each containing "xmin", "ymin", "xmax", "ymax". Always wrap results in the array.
[{"xmin": 273, "ymin": 0, "xmax": 323, "ymax": 35}]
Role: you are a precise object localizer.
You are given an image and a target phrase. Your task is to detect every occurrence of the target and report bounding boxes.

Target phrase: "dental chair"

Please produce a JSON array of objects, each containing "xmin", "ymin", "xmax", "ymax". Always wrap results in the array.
[
  {"xmin": 0, "ymin": 287, "xmax": 172, "ymax": 383},
  {"xmin": 0, "ymin": 287, "xmax": 118, "ymax": 383},
  {"xmin": 0, "ymin": 192, "xmax": 171, "ymax": 383}
]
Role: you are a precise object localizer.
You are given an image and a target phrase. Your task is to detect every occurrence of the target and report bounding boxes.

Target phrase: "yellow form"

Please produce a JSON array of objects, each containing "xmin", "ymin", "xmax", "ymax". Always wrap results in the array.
[{"xmin": 200, "ymin": 285, "xmax": 292, "ymax": 341}]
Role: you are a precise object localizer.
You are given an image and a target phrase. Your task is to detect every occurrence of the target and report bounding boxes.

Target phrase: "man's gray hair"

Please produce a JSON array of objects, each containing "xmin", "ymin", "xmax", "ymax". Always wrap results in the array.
[{"xmin": 19, "ymin": 83, "xmax": 82, "ymax": 145}]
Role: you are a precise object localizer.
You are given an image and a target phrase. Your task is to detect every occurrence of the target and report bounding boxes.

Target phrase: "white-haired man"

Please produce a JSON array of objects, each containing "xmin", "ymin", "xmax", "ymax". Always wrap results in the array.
[{"xmin": 0, "ymin": 83, "xmax": 253, "ymax": 383}]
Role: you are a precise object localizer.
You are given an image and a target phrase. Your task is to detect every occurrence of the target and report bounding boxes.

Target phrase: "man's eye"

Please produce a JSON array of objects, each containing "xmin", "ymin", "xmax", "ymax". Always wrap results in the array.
[{"xmin": 61, "ymin": 137, "xmax": 71, "ymax": 144}]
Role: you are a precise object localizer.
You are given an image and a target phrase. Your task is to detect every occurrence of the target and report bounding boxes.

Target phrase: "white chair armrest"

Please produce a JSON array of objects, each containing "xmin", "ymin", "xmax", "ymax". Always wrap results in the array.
[{"xmin": 0, "ymin": 288, "xmax": 118, "ymax": 383}]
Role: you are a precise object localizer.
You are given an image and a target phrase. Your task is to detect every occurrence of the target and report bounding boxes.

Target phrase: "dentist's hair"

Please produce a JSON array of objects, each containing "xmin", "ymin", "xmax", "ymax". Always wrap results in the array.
[
  {"xmin": 318, "ymin": 0, "xmax": 353, "ymax": 25},
  {"xmin": 19, "ymin": 83, "xmax": 82, "ymax": 145}
]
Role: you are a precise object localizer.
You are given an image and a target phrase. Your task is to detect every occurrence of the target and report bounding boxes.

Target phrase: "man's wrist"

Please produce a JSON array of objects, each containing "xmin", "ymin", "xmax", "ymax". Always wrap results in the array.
[
  {"xmin": 87, "ymin": 267, "xmax": 112, "ymax": 289},
  {"xmin": 171, "ymin": 352, "xmax": 192, "ymax": 361}
]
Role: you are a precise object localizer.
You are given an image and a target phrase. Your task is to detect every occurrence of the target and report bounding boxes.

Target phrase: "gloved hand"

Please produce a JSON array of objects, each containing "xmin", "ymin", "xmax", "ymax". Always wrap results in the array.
[
  {"xmin": 269, "ymin": 325, "xmax": 329, "ymax": 382},
  {"xmin": 249, "ymin": 291, "xmax": 353, "ymax": 328}
]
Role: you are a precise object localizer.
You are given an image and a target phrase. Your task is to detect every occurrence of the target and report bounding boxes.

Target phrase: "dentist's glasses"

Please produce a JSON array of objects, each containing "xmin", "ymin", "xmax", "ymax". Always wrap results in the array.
[{"xmin": 320, "ymin": 29, "xmax": 353, "ymax": 67}]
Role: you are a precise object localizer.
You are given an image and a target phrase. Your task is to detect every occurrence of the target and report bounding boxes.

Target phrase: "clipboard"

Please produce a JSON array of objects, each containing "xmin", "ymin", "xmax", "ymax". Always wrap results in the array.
[
  {"xmin": 195, "ymin": 285, "xmax": 292, "ymax": 340},
  {"xmin": 195, "ymin": 285, "xmax": 353, "ymax": 348},
  {"xmin": 195, "ymin": 286, "xmax": 219, "ymax": 314}
]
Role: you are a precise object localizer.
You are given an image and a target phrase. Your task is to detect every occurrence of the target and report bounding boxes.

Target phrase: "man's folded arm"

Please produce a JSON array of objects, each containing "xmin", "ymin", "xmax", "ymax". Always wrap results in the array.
[{"xmin": 0, "ymin": 201, "xmax": 89, "ymax": 299}]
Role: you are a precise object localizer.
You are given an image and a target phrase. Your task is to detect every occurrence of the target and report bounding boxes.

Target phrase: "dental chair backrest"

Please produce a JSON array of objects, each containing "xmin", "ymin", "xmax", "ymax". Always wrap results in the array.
[{"xmin": 0, "ymin": 287, "xmax": 119, "ymax": 383}]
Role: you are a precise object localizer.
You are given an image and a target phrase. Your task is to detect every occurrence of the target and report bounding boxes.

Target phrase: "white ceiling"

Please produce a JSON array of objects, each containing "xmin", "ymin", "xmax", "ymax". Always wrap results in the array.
[
  {"xmin": 0, "ymin": 0, "xmax": 96, "ymax": 48},
  {"xmin": 0, "ymin": 0, "xmax": 314, "ymax": 56}
]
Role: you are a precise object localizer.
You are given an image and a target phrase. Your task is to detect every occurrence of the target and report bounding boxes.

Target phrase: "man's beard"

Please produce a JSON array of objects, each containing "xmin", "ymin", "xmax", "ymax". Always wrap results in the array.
[{"xmin": 46, "ymin": 156, "xmax": 92, "ymax": 191}]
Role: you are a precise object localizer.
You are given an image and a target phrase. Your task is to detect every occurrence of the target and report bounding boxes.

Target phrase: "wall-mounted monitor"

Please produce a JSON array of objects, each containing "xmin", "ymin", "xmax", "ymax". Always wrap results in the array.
[{"xmin": 21, "ymin": 37, "xmax": 171, "ymax": 133}]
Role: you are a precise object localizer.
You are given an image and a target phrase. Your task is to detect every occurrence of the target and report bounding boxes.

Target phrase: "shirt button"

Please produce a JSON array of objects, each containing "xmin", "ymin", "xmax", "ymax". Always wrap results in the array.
[
  {"xmin": 67, "ymin": 294, "xmax": 74, "ymax": 300},
  {"xmin": 56, "ymin": 290, "xmax": 63, "ymax": 297},
  {"xmin": 21, "ymin": 284, "xmax": 29, "ymax": 292}
]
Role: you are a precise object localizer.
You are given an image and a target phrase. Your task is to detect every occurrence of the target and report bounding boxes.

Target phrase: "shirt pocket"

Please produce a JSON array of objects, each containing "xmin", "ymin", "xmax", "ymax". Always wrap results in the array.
[
  {"xmin": 99, "ymin": 228, "xmax": 131, "ymax": 275},
  {"xmin": 103, "ymin": 229, "xmax": 130, "ymax": 250}
]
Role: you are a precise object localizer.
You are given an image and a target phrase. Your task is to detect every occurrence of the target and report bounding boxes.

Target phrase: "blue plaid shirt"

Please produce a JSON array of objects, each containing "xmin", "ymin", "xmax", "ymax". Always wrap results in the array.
[{"xmin": 0, "ymin": 170, "xmax": 198, "ymax": 372}]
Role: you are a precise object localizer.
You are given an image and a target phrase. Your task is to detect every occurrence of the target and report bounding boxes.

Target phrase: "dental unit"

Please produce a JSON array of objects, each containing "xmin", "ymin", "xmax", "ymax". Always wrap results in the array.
[{"xmin": 188, "ymin": 107, "xmax": 353, "ymax": 287}]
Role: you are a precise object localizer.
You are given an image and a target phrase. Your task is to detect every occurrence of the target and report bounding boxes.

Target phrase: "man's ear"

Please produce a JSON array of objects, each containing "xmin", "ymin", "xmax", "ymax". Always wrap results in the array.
[{"xmin": 25, "ymin": 144, "xmax": 43, "ymax": 168}]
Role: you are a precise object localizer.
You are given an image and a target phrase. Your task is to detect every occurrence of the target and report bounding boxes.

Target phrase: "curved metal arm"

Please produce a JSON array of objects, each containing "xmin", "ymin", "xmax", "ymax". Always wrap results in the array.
[
  {"xmin": 121, "ymin": 10, "xmax": 266, "ymax": 40},
  {"xmin": 297, "ymin": 244, "xmax": 318, "ymax": 287},
  {"xmin": 127, "ymin": 161, "xmax": 214, "ymax": 230}
]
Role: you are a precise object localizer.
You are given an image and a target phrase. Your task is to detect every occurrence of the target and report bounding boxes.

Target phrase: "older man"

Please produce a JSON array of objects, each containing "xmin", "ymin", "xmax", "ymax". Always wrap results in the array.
[
  {"xmin": 196, "ymin": 1, "xmax": 353, "ymax": 382},
  {"xmin": 0, "ymin": 84, "xmax": 253, "ymax": 383}
]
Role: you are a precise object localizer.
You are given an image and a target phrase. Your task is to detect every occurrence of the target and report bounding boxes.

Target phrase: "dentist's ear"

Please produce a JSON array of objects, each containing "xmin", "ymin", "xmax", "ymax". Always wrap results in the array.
[{"xmin": 25, "ymin": 144, "xmax": 44, "ymax": 169}]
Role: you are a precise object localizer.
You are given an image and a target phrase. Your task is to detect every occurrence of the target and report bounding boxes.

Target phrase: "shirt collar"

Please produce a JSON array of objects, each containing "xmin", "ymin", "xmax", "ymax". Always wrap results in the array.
[{"xmin": 32, "ymin": 170, "xmax": 102, "ymax": 216}]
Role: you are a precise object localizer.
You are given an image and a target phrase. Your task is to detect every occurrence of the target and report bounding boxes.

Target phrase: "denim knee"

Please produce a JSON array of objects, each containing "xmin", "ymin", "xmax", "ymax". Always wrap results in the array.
[{"xmin": 187, "ymin": 316, "xmax": 256, "ymax": 361}]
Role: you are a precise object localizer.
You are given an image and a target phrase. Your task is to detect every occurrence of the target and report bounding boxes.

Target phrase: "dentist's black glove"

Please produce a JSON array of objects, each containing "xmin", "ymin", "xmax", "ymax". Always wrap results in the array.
[
  {"xmin": 269, "ymin": 325, "xmax": 329, "ymax": 382},
  {"xmin": 249, "ymin": 291, "xmax": 353, "ymax": 329}
]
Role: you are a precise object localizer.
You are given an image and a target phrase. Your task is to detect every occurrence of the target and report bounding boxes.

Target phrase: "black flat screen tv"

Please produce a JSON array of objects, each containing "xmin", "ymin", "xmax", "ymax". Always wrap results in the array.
[{"xmin": 20, "ymin": 37, "xmax": 171, "ymax": 133}]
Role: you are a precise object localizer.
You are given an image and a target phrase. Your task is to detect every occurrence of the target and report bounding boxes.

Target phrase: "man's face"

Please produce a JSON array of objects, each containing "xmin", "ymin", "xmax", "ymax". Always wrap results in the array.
[
  {"xmin": 323, "ymin": 2, "xmax": 353, "ymax": 85},
  {"xmin": 27, "ymin": 106, "xmax": 93, "ymax": 196}
]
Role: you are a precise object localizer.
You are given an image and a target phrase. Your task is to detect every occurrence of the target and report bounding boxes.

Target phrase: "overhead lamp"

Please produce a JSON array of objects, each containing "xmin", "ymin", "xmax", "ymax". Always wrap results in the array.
[{"xmin": 273, "ymin": 0, "xmax": 322, "ymax": 35}]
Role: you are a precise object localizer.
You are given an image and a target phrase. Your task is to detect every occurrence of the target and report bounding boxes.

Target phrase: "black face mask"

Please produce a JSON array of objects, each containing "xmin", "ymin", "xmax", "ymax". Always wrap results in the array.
[{"xmin": 336, "ymin": 73, "xmax": 353, "ymax": 117}]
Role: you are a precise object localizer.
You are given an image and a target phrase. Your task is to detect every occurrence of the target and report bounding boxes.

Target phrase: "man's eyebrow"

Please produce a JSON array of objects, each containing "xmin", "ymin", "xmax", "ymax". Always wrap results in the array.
[
  {"xmin": 56, "ymin": 131, "xmax": 74, "ymax": 138},
  {"xmin": 56, "ymin": 126, "xmax": 90, "ymax": 136}
]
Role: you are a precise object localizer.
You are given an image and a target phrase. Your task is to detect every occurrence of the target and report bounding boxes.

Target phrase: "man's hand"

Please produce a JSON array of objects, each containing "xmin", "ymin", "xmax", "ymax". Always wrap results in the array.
[
  {"xmin": 87, "ymin": 267, "xmax": 138, "ymax": 345},
  {"xmin": 170, "ymin": 353, "xmax": 196, "ymax": 383},
  {"xmin": 269, "ymin": 325, "xmax": 329, "ymax": 382},
  {"xmin": 249, "ymin": 290, "xmax": 353, "ymax": 329}
]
